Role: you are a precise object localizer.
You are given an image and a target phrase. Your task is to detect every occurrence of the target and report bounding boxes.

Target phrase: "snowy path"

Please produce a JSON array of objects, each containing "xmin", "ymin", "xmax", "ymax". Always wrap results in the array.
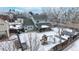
[{"xmin": 64, "ymin": 38, "xmax": 79, "ymax": 51}]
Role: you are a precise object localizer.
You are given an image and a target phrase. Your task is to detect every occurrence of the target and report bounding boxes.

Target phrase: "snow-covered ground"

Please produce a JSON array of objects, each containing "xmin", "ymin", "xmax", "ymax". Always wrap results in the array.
[
  {"xmin": 0, "ymin": 27, "xmax": 78, "ymax": 51},
  {"xmin": 0, "ymin": 40, "xmax": 17, "ymax": 51}
]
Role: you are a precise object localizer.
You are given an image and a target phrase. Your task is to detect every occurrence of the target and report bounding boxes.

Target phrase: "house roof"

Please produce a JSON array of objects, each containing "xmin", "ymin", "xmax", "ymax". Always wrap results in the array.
[
  {"xmin": 0, "ymin": 14, "xmax": 10, "ymax": 21},
  {"xmin": 33, "ymin": 14, "xmax": 48, "ymax": 21},
  {"xmin": 36, "ymin": 22, "xmax": 51, "ymax": 29},
  {"xmin": 23, "ymin": 17, "xmax": 34, "ymax": 25}
]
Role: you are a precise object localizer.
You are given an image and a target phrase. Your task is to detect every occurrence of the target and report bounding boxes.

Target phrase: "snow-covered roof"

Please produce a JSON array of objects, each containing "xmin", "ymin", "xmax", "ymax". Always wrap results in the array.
[
  {"xmin": 9, "ymin": 22, "xmax": 22, "ymax": 25},
  {"xmin": 61, "ymin": 35, "xmax": 70, "ymax": 39},
  {"xmin": 64, "ymin": 29, "xmax": 73, "ymax": 32},
  {"xmin": 41, "ymin": 25, "xmax": 49, "ymax": 28}
]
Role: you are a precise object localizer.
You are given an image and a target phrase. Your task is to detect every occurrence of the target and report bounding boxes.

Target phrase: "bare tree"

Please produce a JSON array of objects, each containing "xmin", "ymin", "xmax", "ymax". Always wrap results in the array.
[
  {"xmin": 28, "ymin": 33, "xmax": 32, "ymax": 51},
  {"xmin": 28, "ymin": 33, "xmax": 40, "ymax": 51},
  {"xmin": 42, "ymin": 7, "xmax": 52, "ymax": 22},
  {"xmin": 32, "ymin": 33, "xmax": 40, "ymax": 51},
  {"xmin": 41, "ymin": 7, "xmax": 79, "ymax": 43}
]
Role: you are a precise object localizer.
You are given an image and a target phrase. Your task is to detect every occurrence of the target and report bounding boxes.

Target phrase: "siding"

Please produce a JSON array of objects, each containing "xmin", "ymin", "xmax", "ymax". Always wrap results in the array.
[{"xmin": 0, "ymin": 19, "xmax": 9, "ymax": 37}]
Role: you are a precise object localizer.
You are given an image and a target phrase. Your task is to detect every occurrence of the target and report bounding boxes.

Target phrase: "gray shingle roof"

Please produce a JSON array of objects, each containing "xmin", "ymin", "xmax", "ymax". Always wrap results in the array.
[
  {"xmin": 33, "ymin": 14, "xmax": 48, "ymax": 21},
  {"xmin": 23, "ymin": 17, "xmax": 34, "ymax": 25}
]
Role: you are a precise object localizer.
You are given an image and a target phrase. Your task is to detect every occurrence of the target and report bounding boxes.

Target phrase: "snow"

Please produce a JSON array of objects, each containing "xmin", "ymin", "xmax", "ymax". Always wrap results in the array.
[
  {"xmin": 18, "ymin": 29, "xmax": 70, "ymax": 51},
  {"xmin": 0, "ymin": 41, "xmax": 17, "ymax": 51},
  {"xmin": 52, "ymin": 27, "xmax": 73, "ymax": 33},
  {"xmin": 8, "ymin": 29, "xmax": 64, "ymax": 51},
  {"xmin": 38, "ymin": 34, "xmax": 69, "ymax": 51},
  {"xmin": 10, "ymin": 25, "xmax": 22, "ymax": 29},
  {"xmin": 0, "ymin": 27, "xmax": 77, "ymax": 51},
  {"xmin": 9, "ymin": 27, "xmax": 76, "ymax": 51},
  {"xmin": 41, "ymin": 25, "xmax": 49, "ymax": 28},
  {"xmin": 38, "ymin": 37, "xmax": 59, "ymax": 51},
  {"xmin": 61, "ymin": 35, "xmax": 70, "ymax": 40},
  {"xmin": 9, "ymin": 34, "xmax": 17, "ymax": 40},
  {"xmin": 9, "ymin": 23, "xmax": 22, "ymax": 29},
  {"xmin": 38, "ymin": 43, "xmax": 55, "ymax": 51},
  {"xmin": 51, "ymin": 27, "xmax": 59, "ymax": 33},
  {"xmin": 64, "ymin": 28, "xmax": 73, "ymax": 32},
  {"xmin": 19, "ymin": 34, "xmax": 27, "ymax": 43}
]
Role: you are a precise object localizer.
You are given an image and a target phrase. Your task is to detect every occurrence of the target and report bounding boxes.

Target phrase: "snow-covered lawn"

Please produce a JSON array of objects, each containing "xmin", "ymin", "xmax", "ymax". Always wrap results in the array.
[
  {"xmin": 0, "ymin": 27, "xmax": 78, "ymax": 51},
  {"xmin": 0, "ymin": 40, "xmax": 17, "ymax": 51},
  {"xmin": 14, "ymin": 27, "xmax": 73, "ymax": 51}
]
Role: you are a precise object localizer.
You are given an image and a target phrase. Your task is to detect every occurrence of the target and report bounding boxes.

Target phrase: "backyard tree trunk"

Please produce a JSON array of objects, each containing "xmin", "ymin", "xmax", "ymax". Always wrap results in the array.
[{"xmin": 29, "ymin": 33, "xmax": 32, "ymax": 51}]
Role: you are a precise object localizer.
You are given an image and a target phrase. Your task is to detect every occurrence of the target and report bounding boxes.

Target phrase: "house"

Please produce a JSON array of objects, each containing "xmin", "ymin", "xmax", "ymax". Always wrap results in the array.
[
  {"xmin": 25, "ymin": 13, "xmax": 52, "ymax": 32},
  {"xmin": 0, "ymin": 19, "xmax": 9, "ymax": 38},
  {"xmin": 23, "ymin": 17, "xmax": 35, "ymax": 31},
  {"xmin": 32, "ymin": 14, "xmax": 52, "ymax": 32},
  {"xmin": 23, "ymin": 13, "xmax": 52, "ymax": 32}
]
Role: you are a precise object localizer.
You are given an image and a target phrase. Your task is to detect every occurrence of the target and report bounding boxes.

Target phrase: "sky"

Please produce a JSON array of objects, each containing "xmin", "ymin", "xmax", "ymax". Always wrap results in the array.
[{"xmin": 0, "ymin": 7, "xmax": 42, "ymax": 13}]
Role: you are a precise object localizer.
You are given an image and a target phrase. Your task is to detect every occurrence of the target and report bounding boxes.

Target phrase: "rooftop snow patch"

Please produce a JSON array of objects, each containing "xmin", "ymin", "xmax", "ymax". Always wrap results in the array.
[
  {"xmin": 41, "ymin": 25, "xmax": 49, "ymax": 28},
  {"xmin": 64, "ymin": 28, "xmax": 73, "ymax": 32}
]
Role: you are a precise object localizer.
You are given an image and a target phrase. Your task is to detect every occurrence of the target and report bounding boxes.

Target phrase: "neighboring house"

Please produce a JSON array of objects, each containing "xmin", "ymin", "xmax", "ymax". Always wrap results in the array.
[
  {"xmin": 26, "ymin": 13, "xmax": 52, "ymax": 32},
  {"xmin": 0, "ymin": 19, "xmax": 9, "ymax": 38},
  {"xmin": 32, "ymin": 14, "xmax": 52, "ymax": 32},
  {"xmin": 22, "ymin": 13, "xmax": 52, "ymax": 32},
  {"xmin": 23, "ymin": 17, "xmax": 35, "ymax": 31}
]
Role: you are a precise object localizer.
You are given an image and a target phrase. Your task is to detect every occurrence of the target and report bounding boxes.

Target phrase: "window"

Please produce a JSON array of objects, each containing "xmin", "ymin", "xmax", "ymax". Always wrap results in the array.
[{"xmin": 27, "ymin": 26, "xmax": 33, "ymax": 30}]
